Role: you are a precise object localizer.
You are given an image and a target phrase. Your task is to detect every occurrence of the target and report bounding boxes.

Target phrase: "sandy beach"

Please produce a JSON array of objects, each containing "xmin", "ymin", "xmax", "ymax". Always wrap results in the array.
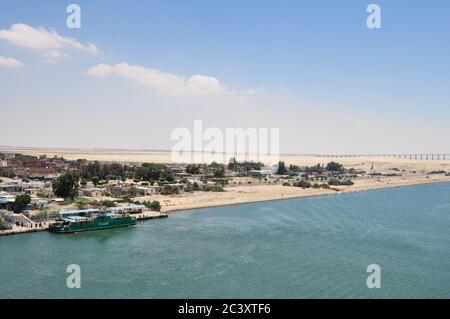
[{"xmin": 144, "ymin": 174, "xmax": 450, "ymax": 213}]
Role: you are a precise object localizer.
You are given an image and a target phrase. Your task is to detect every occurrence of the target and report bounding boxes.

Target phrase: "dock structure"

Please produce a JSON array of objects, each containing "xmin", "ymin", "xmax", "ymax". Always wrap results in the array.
[
  {"xmin": 0, "ymin": 220, "xmax": 50, "ymax": 236},
  {"xmin": 133, "ymin": 211, "xmax": 168, "ymax": 221},
  {"xmin": 0, "ymin": 209, "xmax": 168, "ymax": 236},
  {"xmin": 313, "ymin": 154, "xmax": 450, "ymax": 161}
]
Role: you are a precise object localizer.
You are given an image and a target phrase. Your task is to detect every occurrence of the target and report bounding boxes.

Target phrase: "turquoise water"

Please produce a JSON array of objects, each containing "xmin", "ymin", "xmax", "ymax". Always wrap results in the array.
[{"xmin": 1, "ymin": 182, "xmax": 450, "ymax": 298}]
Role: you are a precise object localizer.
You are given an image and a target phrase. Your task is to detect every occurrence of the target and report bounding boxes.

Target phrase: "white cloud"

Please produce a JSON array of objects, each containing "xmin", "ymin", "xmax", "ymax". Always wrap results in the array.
[
  {"xmin": 0, "ymin": 23, "xmax": 99, "ymax": 60},
  {"xmin": 245, "ymin": 87, "xmax": 265, "ymax": 96},
  {"xmin": 0, "ymin": 56, "xmax": 25, "ymax": 68},
  {"xmin": 86, "ymin": 63, "xmax": 231, "ymax": 96}
]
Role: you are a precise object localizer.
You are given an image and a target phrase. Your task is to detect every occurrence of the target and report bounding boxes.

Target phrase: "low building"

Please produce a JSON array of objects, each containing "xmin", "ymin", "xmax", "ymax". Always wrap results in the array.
[
  {"xmin": 110, "ymin": 204, "xmax": 145, "ymax": 215},
  {"xmin": 50, "ymin": 198, "xmax": 65, "ymax": 204},
  {"xmin": 0, "ymin": 184, "xmax": 23, "ymax": 193},
  {"xmin": 24, "ymin": 188, "xmax": 42, "ymax": 196},
  {"xmin": 108, "ymin": 186, "xmax": 130, "ymax": 197},
  {"xmin": 30, "ymin": 197, "xmax": 48, "ymax": 210},
  {"xmin": 136, "ymin": 186, "xmax": 160, "ymax": 196},
  {"xmin": 0, "ymin": 195, "xmax": 16, "ymax": 210},
  {"xmin": 224, "ymin": 170, "xmax": 237, "ymax": 178},
  {"xmin": 248, "ymin": 169, "xmax": 273, "ymax": 177},
  {"xmin": 81, "ymin": 188, "xmax": 103, "ymax": 198}
]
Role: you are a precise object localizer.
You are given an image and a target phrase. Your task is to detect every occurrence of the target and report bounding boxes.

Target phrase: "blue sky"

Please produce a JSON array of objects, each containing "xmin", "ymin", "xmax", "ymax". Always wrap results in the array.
[{"xmin": 1, "ymin": 0, "xmax": 450, "ymax": 153}]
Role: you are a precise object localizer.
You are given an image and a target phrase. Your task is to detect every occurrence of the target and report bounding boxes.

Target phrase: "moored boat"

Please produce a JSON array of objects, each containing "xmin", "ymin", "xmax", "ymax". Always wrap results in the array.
[{"xmin": 49, "ymin": 207, "xmax": 140, "ymax": 234}]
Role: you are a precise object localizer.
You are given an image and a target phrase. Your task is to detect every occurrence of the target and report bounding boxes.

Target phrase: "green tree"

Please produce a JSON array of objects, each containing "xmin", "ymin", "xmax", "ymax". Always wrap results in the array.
[
  {"xmin": 128, "ymin": 186, "xmax": 138, "ymax": 197},
  {"xmin": 91, "ymin": 176, "xmax": 100, "ymax": 187},
  {"xmin": 14, "ymin": 194, "xmax": 31, "ymax": 213},
  {"xmin": 81, "ymin": 161, "xmax": 103, "ymax": 180},
  {"xmin": 150, "ymin": 201, "xmax": 161, "ymax": 211},
  {"xmin": 277, "ymin": 161, "xmax": 287, "ymax": 175},
  {"xmin": 52, "ymin": 171, "xmax": 80, "ymax": 199},
  {"xmin": 213, "ymin": 166, "xmax": 225, "ymax": 178},
  {"xmin": 326, "ymin": 162, "xmax": 344, "ymax": 172},
  {"xmin": 161, "ymin": 185, "xmax": 180, "ymax": 195},
  {"xmin": 142, "ymin": 200, "xmax": 161, "ymax": 211},
  {"xmin": 186, "ymin": 164, "xmax": 201, "ymax": 175},
  {"xmin": 305, "ymin": 163, "xmax": 323, "ymax": 174},
  {"xmin": 148, "ymin": 201, "xmax": 161, "ymax": 212}
]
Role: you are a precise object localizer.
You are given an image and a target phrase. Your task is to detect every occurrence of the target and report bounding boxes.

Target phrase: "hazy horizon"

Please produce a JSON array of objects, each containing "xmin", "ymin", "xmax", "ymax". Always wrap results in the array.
[{"xmin": 2, "ymin": 144, "xmax": 450, "ymax": 157}]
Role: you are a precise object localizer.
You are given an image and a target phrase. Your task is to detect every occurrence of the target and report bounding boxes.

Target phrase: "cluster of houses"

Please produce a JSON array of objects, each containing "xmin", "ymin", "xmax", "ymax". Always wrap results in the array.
[
  {"xmin": 0, "ymin": 180, "xmax": 63, "ymax": 212},
  {"xmin": 0, "ymin": 154, "xmax": 80, "ymax": 213},
  {"xmin": 0, "ymin": 153, "xmax": 361, "ymax": 214},
  {"xmin": 0, "ymin": 154, "xmax": 86, "ymax": 179}
]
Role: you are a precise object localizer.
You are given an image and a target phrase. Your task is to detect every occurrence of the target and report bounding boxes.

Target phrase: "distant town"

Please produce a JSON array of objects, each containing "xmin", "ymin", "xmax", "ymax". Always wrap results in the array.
[{"xmin": 1, "ymin": 151, "xmax": 450, "ymax": 236}]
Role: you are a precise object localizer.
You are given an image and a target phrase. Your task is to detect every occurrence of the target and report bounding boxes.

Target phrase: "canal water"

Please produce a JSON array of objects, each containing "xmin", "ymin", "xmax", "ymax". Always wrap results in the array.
[{"xmin": 1, "ymin": 182, "xmax": 449, "ymax": 298}]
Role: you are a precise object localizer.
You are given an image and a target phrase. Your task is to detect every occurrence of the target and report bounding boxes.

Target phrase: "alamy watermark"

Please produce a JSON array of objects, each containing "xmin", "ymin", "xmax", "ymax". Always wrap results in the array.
[
  {"xmin": 366, "ymin": 264, "xmax": 381, "ymax": 289},
  {"xmin": 66, "ymin": 264, "xmax": 81, "ymax": 289},
  {"xmin": 367, "ymin": 4, "xmax": 381, "ymax": 29},
  {"xmin": 66, "ymin": 4, "xmax": 81, "ymax": 29},
  {"xmin": 171, "ymin": 120, "xmax": 280, "ymax": 165}
]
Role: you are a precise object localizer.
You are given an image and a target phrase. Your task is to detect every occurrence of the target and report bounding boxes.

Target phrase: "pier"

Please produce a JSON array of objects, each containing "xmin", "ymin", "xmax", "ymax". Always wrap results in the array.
[
  {"xmin": 313, "ymin": 154, "xmax": 450, "ymax": 161},
  {"xmin": 133, "ymin": 211, "xmax": 168, "ymax": 221},
  {"xmin": 0, "ymin": 222, "xmax": 50, "ymax": 236},
  {"xmin": 0, "ymin": 210, "xmax": 168, "ymax": 236}
]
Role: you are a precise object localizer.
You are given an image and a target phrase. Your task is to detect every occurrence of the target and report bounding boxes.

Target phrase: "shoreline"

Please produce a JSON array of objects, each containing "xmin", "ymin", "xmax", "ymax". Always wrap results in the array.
[
  {"xmin": 1, "ymin": 177, "xmax": 449, "ymax": 237},
  {"xmin": 161, "ymin": 176, "xmax": 450, "ymax": 214}
]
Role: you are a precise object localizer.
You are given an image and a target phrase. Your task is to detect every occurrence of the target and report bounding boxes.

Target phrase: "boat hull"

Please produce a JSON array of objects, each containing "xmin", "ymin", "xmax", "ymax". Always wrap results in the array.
[{"xmin": 49, "ymin": 215, "xmax": 136, "ymax": 234}]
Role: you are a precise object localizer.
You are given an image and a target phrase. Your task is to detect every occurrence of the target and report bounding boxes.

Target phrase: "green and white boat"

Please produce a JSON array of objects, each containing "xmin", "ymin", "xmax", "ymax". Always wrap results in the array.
[{"xmin": 49, "ymin": 206, "xmax": 142, "ymax": 234}]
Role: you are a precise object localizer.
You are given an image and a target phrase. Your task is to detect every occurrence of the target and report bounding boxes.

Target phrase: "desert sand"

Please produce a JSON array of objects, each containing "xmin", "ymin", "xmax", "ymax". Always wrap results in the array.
[{"xmin": 2, "ymin": 146, "xmax": 450, "ymax": 170}]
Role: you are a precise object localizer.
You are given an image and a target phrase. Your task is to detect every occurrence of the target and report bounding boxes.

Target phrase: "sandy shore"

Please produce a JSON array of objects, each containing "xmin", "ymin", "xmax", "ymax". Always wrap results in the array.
[{"xmin": 140, "ymin": 174, "xmax": 450, "ymax": 213}]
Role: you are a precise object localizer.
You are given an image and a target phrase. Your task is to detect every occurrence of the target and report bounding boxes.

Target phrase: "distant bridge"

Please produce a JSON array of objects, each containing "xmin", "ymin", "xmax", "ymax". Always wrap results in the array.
[{"xmin": 313, "ymin": 154, "xmax": 450, "ymax": 161}]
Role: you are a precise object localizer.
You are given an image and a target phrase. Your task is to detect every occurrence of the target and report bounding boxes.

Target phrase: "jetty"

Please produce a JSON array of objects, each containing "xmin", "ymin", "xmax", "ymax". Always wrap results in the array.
[
  {"xmin": 0, "ymin": 210, "xmax": 168, "ymax": 236},
  {"xmin": 313, "ymin": 154, "xmax": 450, "ymax": 161},
  {"xmin": 133, "ymin": 210, "xmax": 168, "ymax": 221}
]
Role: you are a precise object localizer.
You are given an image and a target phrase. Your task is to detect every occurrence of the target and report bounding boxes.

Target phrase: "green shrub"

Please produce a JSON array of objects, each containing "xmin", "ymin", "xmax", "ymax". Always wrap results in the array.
[
  {"xmin": 74, "ymin": 197, "xmax": 90, "ymax": 206},
  {"xmin": 142, "ymin": 200, "xmax": 161, "ymax": 212},
  {"xmin": 161, "ymin": 185, "xmax": 180, "ymax": 195},
  {"xmin": 328, "ymin": 178, "xmax": 353, "ymax": 186},
  {"xmin": 14, "ymin": 194, "xmax": 31, "ymax": 213},
  {"xmin": 340, "ymin": 179, "xmax": 354, "ymax": 186},
  {"xmin": 428, "ymin": 170, "xmax": 446, "ymax": 175},
  {"xmin": 203, "ymin": 185, "xmax": 225, "ymax": 192},
  {"xmin": 326, "ymin": 162, "xmax": 344, "ymax": 172},
  {"xmin": 90, "ymin": 200, "xmax": 117, "ymax": 207},
  {"xmin": 293, "ymin": 180, "xmax": 311, "ymax": 188}
]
